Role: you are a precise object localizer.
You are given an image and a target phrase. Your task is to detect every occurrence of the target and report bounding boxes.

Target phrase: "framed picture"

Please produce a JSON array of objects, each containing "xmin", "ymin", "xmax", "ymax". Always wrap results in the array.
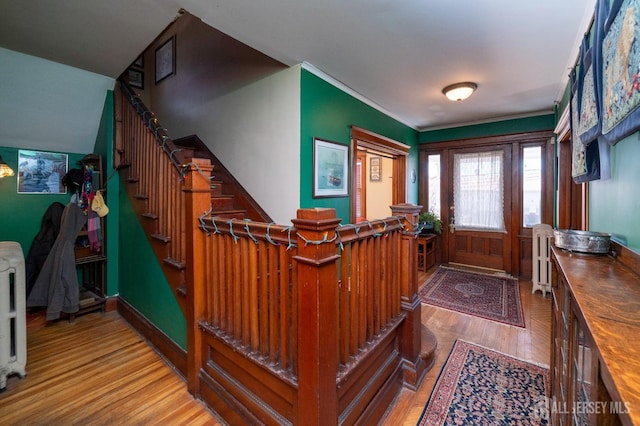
[
  {"xmin": 133, "ymin": 54, "xmax": 144, "ymax": 68},
  {"xmin": 313, "ymin": 138, "xmax": 349, "ymax": 198},
  {"xmin": 17, "ymin": 149, "xmax": 68, "ymax": 194},
  {"xmin": 369, "ymin": 156, "xmax": 381, "ymax": 181},
  {"xmin": 128, "ymin": 69, "xmax": 144, "ymax": 89},
  {"xmin": 155, "ymin": 36, "xmax": 176, "ymax": 84}
]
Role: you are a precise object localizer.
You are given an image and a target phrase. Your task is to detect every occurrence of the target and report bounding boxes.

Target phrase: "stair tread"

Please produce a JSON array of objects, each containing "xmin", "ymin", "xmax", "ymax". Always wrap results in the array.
[{"xmin": 151, "ymin": 233, "xmax": 171, "ymax": 243}]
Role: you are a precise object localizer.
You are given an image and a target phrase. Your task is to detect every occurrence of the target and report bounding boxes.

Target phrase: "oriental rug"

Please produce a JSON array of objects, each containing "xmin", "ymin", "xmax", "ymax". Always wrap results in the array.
[
  {"xmin": 418, "ymin": 266, "xmax": 525, "ymax": 327},
  {"xmin": 417, "ymin": 340, "xmax": 550, "ymax": 425}
]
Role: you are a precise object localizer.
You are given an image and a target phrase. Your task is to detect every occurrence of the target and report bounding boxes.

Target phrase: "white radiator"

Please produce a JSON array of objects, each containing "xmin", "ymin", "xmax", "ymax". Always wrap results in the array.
[
  {"xmin": 532, "ymin": 224, "xmax": 554, "ymax": 297},
  {"xmin": 0, "ymin": 242, "xmax": 27, "ymax": 391}
]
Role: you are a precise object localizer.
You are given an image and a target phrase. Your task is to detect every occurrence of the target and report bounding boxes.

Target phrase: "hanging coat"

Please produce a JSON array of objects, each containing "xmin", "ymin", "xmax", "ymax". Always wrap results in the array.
[
  {"xmin": 27, "ymin": 203, "xmax": 87, "ymax": 320},
  {"xmin": 25, "ymin": 201, "xmax": 66, "ymax": 298}
]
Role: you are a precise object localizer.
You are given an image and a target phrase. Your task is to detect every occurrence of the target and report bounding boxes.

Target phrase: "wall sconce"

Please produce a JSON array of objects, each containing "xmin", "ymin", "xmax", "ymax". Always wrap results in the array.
[
  {"xmin": 0, "ymin": 155, "xmax": 15, "ymax": 178},
  {"xmin": 442, "ymin": 82, "xmax": 477, "ymax": 102}
]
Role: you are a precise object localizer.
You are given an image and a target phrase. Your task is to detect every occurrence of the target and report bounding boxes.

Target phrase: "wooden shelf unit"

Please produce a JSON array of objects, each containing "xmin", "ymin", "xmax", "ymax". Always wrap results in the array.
[{"xmin": 71, "ymin": 154, "xmax": 106, "ymax": 321}]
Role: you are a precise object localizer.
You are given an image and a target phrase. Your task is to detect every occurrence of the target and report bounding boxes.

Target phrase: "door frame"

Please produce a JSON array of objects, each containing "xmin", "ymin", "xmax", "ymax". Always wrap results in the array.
[
  {"xmin": 350, "ymin": 126, "xmax": 409, "ymax": 223},
  {"xmin": 419, "ymin": 130, "xmax": 554, "ymax": 276}
]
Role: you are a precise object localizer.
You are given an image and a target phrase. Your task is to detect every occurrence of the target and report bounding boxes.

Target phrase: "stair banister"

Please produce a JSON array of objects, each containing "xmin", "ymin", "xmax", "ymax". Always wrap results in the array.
[{"xmin": 183, "ymin": 157, "xmax": 214, "ymax": 396}]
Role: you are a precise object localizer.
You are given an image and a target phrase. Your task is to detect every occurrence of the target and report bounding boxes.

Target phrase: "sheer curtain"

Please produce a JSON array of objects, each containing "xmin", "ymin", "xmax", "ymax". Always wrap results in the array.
[{"xmin": 453, "ymin": 151, "xmax": 505, "ymax": 231}]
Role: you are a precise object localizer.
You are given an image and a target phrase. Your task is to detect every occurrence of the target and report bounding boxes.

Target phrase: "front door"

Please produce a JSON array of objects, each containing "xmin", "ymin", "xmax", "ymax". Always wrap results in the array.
[{"xmin": 447, "ymin": 146, "xmax": 512, "ymax": 272}]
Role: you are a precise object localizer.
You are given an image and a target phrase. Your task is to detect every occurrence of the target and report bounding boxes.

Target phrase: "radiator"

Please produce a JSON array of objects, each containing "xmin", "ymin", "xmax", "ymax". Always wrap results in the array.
[
  {"xmin": 0, "ymin": 242, "xmax": 27, "ymax": 391},
  {"xmin": 532, "ymin": 224, "xmax": 554, "ymax": 297}
]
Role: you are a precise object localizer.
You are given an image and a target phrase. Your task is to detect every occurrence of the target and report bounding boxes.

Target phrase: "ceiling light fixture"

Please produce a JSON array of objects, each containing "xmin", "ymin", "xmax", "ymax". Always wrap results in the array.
[
  {"xmin": 442, "ymin": 82, "xmax": 477, "ymax": 102},
  {"xmin": 0, "ymin": 155, "xmax": 15, "ymax": 178}
]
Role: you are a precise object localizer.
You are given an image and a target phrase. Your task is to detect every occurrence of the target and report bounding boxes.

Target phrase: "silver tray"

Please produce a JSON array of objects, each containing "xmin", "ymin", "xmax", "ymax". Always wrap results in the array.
[{"xmin": 554, "ymin": 229, "xmax": 611, "ymax": 254}]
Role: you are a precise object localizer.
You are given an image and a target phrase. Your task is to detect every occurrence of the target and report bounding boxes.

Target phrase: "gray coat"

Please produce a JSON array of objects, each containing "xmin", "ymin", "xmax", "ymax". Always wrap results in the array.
[{"xmin": 27, "ymin": 203, "xmax": 87, "ymax": 320}]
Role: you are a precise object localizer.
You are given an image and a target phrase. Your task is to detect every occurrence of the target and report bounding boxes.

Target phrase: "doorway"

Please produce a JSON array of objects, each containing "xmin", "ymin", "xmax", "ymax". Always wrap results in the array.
[
  {"xmin": 420, "ymin": 130, "xmax": 554, "ymax": 277},
  {"xmin": 350, "ymin": 126, "xmax": 409, "ymax": 223}
]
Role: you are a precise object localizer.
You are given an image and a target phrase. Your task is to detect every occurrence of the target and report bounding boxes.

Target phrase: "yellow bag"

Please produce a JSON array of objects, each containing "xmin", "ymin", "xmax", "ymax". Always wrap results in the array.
[{"xmin": 91, "ymin": 191, "xmax": 109, "ymax": 217}]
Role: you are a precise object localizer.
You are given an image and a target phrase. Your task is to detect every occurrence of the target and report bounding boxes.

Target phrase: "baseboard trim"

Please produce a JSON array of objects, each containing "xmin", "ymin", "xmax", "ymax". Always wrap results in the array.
[{"xmin": 117, "ymin": 296, "xmax": 187, "ymax": 378}]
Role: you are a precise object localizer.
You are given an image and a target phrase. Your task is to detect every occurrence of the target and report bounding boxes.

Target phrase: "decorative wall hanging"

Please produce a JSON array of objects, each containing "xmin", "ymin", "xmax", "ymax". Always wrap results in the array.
[
  {"xmin": 155, "ymin": 36, "xmax": 176, "ymax": 84},
  {"xmin": 313, "ymin": 138, "xmax": 349, "ymax": 198},
  {"xmin": 571, "ymin": 76, "xmax": 601, "ymax": 183},
  {"xmin": 17, "ymin": 150, "xmax": 68, "ymax": 194},
  {"xmin": 576, "ymin": 31, "xmax": 602, "ymax": 144},
  {"xmin": 369, "ymin": 156, "xmax": 381, "ymax": 181},
  {"xmin": 600, "ymin": 0, "xmax": 640, "ymax": 145}
]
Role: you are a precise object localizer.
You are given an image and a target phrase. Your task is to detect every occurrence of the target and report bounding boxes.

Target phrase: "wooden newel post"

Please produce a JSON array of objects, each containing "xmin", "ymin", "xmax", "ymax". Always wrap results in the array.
[
  {"xmin": 182, "ymin": 158, "xmax": 214, "ymax": 397},
  {"xmin": 291, "ymin": 208, "xmax": 342, "ymax": 425},
  {"xmin": 389, "ymin": 203, "xmax": 430, "ymax": 389}
]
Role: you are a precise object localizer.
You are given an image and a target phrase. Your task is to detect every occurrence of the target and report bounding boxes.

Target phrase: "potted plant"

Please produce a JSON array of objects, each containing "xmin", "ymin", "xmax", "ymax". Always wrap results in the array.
[{"xmin": 418, "ymin": 210, "xmax": 443, "ymax": 234}]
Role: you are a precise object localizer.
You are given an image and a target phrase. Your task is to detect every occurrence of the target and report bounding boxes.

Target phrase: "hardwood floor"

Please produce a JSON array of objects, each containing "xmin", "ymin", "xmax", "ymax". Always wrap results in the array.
[
  {"xmin": 0, "ymin": 311, "xmax": 221, "ymax": 425},
  {"xmin": 381, "ymin": 267, "xmax": 552, "ymax": 425},
  {"xmin": 1, "ymin": 267, "xmax": 550, "ymax": 425}
]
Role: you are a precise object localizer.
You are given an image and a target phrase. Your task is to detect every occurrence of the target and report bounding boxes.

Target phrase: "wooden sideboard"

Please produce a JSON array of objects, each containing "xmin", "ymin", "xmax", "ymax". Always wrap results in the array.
[{"xmin": 550, "ymin": 243, "xmax": 640, "ymax": 425}]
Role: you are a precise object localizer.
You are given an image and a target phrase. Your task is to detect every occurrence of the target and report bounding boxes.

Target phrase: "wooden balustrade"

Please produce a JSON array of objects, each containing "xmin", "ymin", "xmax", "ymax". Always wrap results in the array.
[{"xmin": 117, "ymin": 80, "xmax": 429, "ymax": 423}]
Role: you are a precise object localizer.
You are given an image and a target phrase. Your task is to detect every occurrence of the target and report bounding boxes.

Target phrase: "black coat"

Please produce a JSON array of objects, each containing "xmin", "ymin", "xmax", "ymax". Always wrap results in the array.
[
  {"xmin": 25, "ymin": 201, "xmax": 65, "ymax": 297},
  {"xmin": 27, "ymin": 203, "xmax": 87, "ymax": 320}
]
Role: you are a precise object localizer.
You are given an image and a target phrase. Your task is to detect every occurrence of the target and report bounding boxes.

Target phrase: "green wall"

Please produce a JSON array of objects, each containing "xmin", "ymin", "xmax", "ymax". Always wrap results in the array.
[
  {"xmin": 94, "ymin": 91, "xmax": 119, "ymax": 297},
  {"xmin": 300, "ymin": 69, "xmax": 419, "ymax": 222},
  {"xmin": 419, "ymin": 114, "xmax": 555, "ymax": 143},
  {"xmin": 0, "ymin": 146, "xmax": 85, "ymax": 256},
  {"xmin": 117, "ymin": 182, "xmax": 187, "ymax": 349},
  {"xmin": 589, "ymin": 134, "xmax": 640, "ymax": 251}
]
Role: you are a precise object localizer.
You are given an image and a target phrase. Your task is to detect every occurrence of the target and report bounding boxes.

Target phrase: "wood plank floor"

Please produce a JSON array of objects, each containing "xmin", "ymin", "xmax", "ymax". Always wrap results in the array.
[
  {"xmin": 1, "ymin": 267, "xmax": 550, "ymax": 425},
  {"xmin": 0, "ymin": 311, "xmax": 221, "ymax": 425},
  {"xmin": 382, "ymin": 267, "xmax": 552, "ymax": 425}
]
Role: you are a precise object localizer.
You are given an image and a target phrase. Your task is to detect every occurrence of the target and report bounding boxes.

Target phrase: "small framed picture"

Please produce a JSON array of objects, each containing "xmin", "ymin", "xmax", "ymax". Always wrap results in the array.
[
  {"xmin": 17, "ymin": 149, "xmax": 68, "ymax": 194},
  {"xmin": 313, "ymin": 138, "xmax": 349, "ymax": 198},
  {"xmin": 155, "ymin": 36, "xmax": 176, "ymax": 84},
  {"xmin": 128, "ymin": 69, "xmax": 144, "ymax": 89},
  {"xmin": 369, "ymin": 156, "xmax": 381, "ymax": 181},
  {"xmin": 133, "ymin": 54, "xmax": 144, "ymax": 68}
]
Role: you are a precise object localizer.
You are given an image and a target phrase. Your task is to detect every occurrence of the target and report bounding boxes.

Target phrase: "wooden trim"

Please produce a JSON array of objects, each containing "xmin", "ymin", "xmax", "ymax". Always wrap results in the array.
[
  {"xmin": 611, "ymin": 240, "xmax": 640, "ymax": 274},
  {"xmin": 420, "ymin": 130, "xmax": 554, "ymax": 152},
  {"xmin": 554, "ymin": 104, "xmax": 570, "ymax": 142},
  {"xmin": 351, "ymin": 126, "xmax": 410, "ymax": 154},
  {"xmin": 117, "ymin": 296, "xmax": 188, "ymax": 378}
]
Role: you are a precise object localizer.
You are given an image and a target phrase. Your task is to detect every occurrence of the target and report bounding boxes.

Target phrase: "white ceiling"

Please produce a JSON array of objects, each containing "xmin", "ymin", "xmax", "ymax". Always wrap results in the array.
[{"xmin": 0, "ymin": 0, "xmax": 595, "ymax": 131}]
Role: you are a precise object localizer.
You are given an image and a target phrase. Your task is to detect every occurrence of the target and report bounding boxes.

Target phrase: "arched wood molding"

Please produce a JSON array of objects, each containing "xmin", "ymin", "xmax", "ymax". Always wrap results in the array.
[{"xmin": 350, "ymin": 126, "xmax": 409, "ymax": 223}]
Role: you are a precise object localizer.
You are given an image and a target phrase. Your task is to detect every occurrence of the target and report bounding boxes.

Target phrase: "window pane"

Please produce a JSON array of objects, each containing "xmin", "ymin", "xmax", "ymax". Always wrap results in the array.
[
  {"xmin": 453, "ymin": 151, "xmax": 505, "ymax": 230},
  {"xmin": 523, "ymin": 146, "xmax": 542, "ymax": 227},
  {"xmin": 428, "ymin": 155, "xmax": 441, "ymax": 216}
]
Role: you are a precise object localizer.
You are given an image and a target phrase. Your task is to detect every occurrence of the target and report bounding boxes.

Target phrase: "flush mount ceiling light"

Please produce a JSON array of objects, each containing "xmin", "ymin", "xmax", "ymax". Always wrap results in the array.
[
  {"xmin": 442, "ymin": 82, "xmax": 478, "ymax": 102},
  {"xmin": 0, "ymin": 155, "xmax": 15, "ymax": 178}
]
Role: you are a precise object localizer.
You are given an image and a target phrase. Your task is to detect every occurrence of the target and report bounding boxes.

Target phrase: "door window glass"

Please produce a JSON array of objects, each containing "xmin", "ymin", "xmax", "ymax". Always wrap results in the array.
[{"xmin": 453, "ymin": 151, "xmax": 505, "ymax": 231}]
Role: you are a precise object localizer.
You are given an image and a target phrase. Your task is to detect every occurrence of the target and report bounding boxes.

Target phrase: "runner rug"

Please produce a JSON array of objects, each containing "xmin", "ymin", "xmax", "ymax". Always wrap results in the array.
[
  {"xmin": 418, "ymin": 266, "xmax": 525, "ymax": 327},
  {"xmin": 417, "ymin": 340, "xmax": 549, "ymax": 425}
]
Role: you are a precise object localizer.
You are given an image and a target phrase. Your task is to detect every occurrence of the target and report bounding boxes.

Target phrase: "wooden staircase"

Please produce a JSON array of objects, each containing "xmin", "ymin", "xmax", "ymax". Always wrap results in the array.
[
  {"xmin": 116, "ymin": 83, "xmax": 270, "ymax": 317},
  {"xmin": 173, "ymin": 135, "xmax": 271, "ymax": 222}
]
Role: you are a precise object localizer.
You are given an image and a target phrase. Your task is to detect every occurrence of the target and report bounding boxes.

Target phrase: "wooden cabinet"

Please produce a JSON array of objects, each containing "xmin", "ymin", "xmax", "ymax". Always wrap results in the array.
[
  {"xmin": 550, "ymin": 246, "xmax": 639, "ymax": 425},
  {"xmin": 417, "ymin": 234, "xmax": 439, "ymax": 271},
  {"xmin": 72, "ymin": 154, "xmax": 106, "ymax": 320}
]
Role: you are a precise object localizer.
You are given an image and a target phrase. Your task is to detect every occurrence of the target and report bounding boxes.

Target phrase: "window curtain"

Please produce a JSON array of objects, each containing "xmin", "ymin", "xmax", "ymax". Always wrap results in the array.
[{"xmin": 453, "ymin": 151, "xmax": 505, "ymax": 231}]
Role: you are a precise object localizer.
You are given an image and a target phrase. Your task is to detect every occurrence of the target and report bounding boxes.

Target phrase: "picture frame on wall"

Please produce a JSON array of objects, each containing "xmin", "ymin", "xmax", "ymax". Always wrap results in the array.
[
  {"xmin": 313, "ymin": 138, "xmax": 349, "ymax": 198},
  {"xmin": 369, "ymin": 156, "xmax": 381, "ymax": 181},
  {"xmin": 155, "ymin": 36, "xmax": 176, "ymax": 84},
  {"xmin": 17, "ymin": 149, "xmax": 68, "ymax": 194},
  {"xmin": 128, "ymin": 69, "xmax": 144, "ymax": 89},
  {"xmin": 133, "ymin": 54, "xmax": 144, "ymax": 68}
]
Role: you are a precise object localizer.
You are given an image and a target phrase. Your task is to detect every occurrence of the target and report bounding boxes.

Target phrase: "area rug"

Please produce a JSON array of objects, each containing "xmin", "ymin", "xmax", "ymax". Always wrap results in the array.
[
  {"xmin": 417, "ymin": 340, "xmax": 550, "ymax": 425},
  {"xmin": 418, "ymin": 266, "xmax": 525, "ymax": 327}
]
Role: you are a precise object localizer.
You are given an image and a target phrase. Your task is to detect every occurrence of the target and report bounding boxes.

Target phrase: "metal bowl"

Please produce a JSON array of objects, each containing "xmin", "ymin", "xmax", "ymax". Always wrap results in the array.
[{"xmin": 554, "ymin": 229, "xmax": 611, "ymax": 254}]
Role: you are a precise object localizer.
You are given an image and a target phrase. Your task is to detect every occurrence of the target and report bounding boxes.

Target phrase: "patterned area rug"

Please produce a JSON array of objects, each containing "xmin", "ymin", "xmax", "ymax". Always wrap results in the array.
[
  {"xmin": 417, "ymin": 340, "xmax": 549, "ymax": 425},
  {"xmin": 419, "ymin": 266, "xmax": 525, "ymax": 327}
]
